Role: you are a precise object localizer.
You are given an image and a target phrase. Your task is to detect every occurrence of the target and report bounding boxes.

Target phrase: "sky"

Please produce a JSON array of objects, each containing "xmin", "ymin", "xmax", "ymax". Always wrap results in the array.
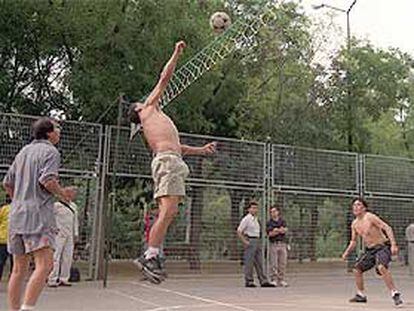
[{"xmin": 299, "ymin": 0, "xmax": 414, "ymax": 56}]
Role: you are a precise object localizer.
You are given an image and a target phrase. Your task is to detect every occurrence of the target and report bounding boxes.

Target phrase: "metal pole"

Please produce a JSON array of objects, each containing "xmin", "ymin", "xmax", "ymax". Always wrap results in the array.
[
  {"xmin": 312, "ymin": 1, "xmax": 357, "ymax": 151},
  {"xmin": 94, "ymin": 126, "xmax": 109, "ymax": 280},
  {"xmin": 103, "ymin": 96, "xmax": 123, "ymax": 288},
  {"xmin": 346, "ymin": 0, "xmax": 357, "ymax": 152},
  {"xmin": 88, "ymin": 125, "xmax": 104, "ymax": 280}
]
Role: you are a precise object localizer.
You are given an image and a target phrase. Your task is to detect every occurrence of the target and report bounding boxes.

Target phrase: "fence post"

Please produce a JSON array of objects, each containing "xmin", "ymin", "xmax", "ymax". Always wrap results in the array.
[
  {"xmin": 93, "ymin": 125, "xmax": 110, "ymax": 280},
  {"xmin": 88, "ymin": 125, "xmax": 105, "ymax": 280},
  {"xmin": 262, "ymin": 141, "xmax": 272, "ymax": 274}
]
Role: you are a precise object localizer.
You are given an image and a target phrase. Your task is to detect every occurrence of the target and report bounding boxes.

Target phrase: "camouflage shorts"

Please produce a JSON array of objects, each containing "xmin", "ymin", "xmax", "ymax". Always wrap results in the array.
[{"xmin": 8, "ymin": 231, "xmax": 56, "ymax": 255}]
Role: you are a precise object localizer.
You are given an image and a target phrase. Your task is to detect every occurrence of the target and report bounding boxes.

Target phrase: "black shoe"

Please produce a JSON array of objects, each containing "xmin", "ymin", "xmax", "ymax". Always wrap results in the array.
[
  {"xmin": 349, "ymin": 294, "xmax": 367, "ymax": 303},
  {"xmin": 59, "ymin": 281, "xmax": 72, "ymax": 287},
  {"xmin": 245, "ymin": 282, "xmax": 257, "ymax": 288},
  {"xmin": 261, "ymin": 282, "xmax": 276, "ymax": 288},
  {"xmin": 133, "ymin": 256, "xmax": 164, "ymax": 284},
  {"xmin": 392, "ymin": 292, "xmax": 403, "ymax": 306}
]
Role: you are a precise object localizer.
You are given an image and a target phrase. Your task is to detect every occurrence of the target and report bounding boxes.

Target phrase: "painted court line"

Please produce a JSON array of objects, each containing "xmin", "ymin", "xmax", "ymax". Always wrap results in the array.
[
  {"xmin": 107, "ymin": 288, "xmax": 162, "ymax": 307},
  {"xmin": 129, "ymin": 281, "xmax": 255, "ymax": 311},
  {"xmin": 145, "ymin": 303, "xmax": 213, "ymax": 311}
]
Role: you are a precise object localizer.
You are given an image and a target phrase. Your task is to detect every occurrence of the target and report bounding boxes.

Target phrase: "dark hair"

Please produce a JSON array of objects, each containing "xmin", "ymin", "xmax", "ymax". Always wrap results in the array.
[
  {"xmin": 247, "ymin": 200, "xmax": 259, "ymax": 209},
  {"xmin": 351, "ymin": 197, "xmax": 368, "ymax": 209},
  {"xmin": 5, "ymin": 194, "xmax": 11, "ymax": 204},
  {"xmin": 32, "ymin": 117, "xmax": 55, "ymax": 140},
  {"xmin": 270, "ymin": 205, "xmax": 281, "ymax": 213},
  {"xmin": 128, "ymin": 102, "xmax": 141, "ymax": 125}
]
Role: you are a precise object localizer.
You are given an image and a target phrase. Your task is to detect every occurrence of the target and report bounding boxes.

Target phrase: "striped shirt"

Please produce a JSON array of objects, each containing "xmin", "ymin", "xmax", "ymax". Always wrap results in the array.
[{"xmin": 3, "ymin": 139, "xmax": 60, "ymax": 235}]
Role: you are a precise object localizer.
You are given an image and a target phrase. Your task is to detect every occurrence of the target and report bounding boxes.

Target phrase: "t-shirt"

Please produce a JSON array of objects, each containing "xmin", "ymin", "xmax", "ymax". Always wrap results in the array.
[
  {"xmin": 266, "ymin": 218, "xmax": 287, "ymax": 243},
  {"xmin": 3, "ymin": 139, "xmax": 60, "ymax": 235},
  {"xmin": 238, "ymin": 213, "xmax": 260, "ymax": 238}
]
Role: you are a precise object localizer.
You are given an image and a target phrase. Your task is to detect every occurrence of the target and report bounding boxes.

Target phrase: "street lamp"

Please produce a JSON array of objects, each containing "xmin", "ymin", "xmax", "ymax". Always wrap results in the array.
[
  {"xmin": 313, "ymin": 2, "xmax": 358, "ymax": 273},
  {"xmin": 313, "ymin": 0, "xmax": 357, "ymax": 151},
  {"xmin": 312, "ymin": 0, "xmax": 356, "ymax": 53}
]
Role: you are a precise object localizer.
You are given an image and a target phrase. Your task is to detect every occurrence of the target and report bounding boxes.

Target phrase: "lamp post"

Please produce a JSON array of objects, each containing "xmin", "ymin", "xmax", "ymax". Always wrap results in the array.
[
  {"xmin": 312, "ymin": 0, "xmax": 357, "ymax": 151},
  {"xmin": 313, "ymin": 1, "xmax": 358, "ymax": 273}
]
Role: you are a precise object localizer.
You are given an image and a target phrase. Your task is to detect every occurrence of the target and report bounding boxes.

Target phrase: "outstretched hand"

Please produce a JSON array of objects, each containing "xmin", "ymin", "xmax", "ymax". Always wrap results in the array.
[
  {"xmin": 175, "ymin": 40, "xmax": 186, "ymax": 55},
  {"xmin": 202, "ymin": 142, "xmax": 217, "ymax": 155}
]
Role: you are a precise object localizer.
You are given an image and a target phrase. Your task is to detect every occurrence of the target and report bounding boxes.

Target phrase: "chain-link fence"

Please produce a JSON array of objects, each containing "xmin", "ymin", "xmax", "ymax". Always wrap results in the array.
[
  {"xmin": 0, "ymin": 112, "xmax": 102, "ymax": 279},
  {"xmin": 1, "ymin": 112, "xmax": 414, "ymax": 278},
  {"xmin": 104, "ymin": 126, "xmax": 265, "ymax": 272}
]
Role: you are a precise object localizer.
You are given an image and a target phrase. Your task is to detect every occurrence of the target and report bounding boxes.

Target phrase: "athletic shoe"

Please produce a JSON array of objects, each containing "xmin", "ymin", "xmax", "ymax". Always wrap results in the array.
[
  {"xmin": 245, "ymin": 282, "xmax": 257, "ymax": 288},
  {"xmin": 133, "ymin": 256, "xmax": 164, "ymax": 284},
  {"xmin": 392, "ymin": 292, "xmax": 403, "ymax": 307},
  {"xmin": 278, "ymin": 281, "xmax": 289, "ymax": 287},
  {"xmin": 261, "ymin": 282, "xmax": 276, "ymax": 288},
  {"xmin": 59, "ymin": 281, "xmax": 72, "ymax": 287},
  {"xmin": 349, "ymin": 294, "xmax": 367, "ymax": 303},
  {"xmin": 47, "ymin": 283, "xmax": 59, "ymax": 288},
  {"xmin": 269, "ymin": 281, "xmax": 278, "ymax": 287}
]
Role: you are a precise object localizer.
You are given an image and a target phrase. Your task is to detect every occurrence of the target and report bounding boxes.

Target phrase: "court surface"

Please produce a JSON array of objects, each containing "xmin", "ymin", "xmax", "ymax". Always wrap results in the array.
[{"xmin": 1, "ymin": 263, "xmax": 413, "ymax": 310}]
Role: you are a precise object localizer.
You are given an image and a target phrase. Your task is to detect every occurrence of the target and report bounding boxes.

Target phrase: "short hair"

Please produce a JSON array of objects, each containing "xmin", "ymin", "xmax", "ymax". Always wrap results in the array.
[
  {"xmin": 247, "ymin": 200, "xmax": 259, "ymax": 209},
  {"xmin": 32, "ymin": 117, "xmax": 55, "ymax": 140},
  {"xmin": 270, "ymin": 205, "xmax": 281, "ymax": 213},
  {"xmin": 351, "ymin": 197, "xmax": 368, "ymax": 209},
  {"xmin": 5, "ymin": 194, "xmax": 11, "ymax": 204}
]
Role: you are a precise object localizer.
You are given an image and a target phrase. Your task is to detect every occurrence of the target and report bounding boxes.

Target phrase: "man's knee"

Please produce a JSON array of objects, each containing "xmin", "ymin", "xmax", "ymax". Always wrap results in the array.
[
  {"xmin": 353, "ymin": 268, "xmax": 363, "ymax": 276},
  {"xmin": 159, "ymin": 197, "xmax": 180, "ymax": 218},
  {"xmin": 376, "ymin": 264, "xmax": 388, "ymax": 276},
  {"xmin": 34, "ymin": 248, "xmax": 54, "ymax": 274}
]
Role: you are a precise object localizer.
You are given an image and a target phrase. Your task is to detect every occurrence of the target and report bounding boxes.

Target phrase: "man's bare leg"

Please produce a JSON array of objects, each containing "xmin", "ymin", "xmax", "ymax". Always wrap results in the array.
[
  {"xmin": 135, "ymin": 196, "xmax": 180, "ymax": 283},
  {"xmin": 21, "ymin": 247, "xmax": 53, "ymax": 309},
  {"xmin": 349, "ymin": 268, "xmax": 368, "ymax": 303},
  {"xmin": 377, "ymin": 265, "xmax": 403, "ymax": 305},
  {"xmin": 8, "ymin": 255, "xmax": 29, "ymax": 311},
  {"xmin": 354, "ymin": 269, "xmax": 365, "ymax": 293},
  {"xmin": 147, "ymin": 196, "xmax": 180, "ymax": 256},
  {"xmin": 377, "ymin": 265, "xmax": 397, "ymax": 291}
]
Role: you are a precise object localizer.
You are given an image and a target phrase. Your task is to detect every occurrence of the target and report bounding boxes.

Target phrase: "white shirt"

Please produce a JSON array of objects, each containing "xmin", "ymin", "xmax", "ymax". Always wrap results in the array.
[
  {"xmin": 238, "ymin": 213, "xmax": 260, "ymax": 238},
  {"xmin": 54, "ymin": 201, "xmax": 79, "ymax": 237}
]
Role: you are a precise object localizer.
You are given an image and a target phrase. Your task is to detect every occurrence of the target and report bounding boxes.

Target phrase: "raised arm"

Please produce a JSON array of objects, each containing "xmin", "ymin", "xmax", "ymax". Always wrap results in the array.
[
  {"xmin": 181, "ymin": 142, "xmax": 217, "ymax": 156},
  {"xmin": 145, "ymin": 41, "xmax": 186, "ymax": 107},
  {"xmin": 370, "ymin": 213, "xmax": 398, "ymax": 254},
  {"xmin": 342, "ymin": 222, "xmax": 358, "ymax": 260}
]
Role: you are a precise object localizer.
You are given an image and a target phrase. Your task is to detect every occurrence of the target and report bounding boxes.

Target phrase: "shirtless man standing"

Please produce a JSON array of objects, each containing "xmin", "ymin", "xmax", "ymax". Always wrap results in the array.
[
  {"xmin": 342, "ymin": 198, "xmax": 403, "ymax": 306},
  {"xmin": 128, "ymin": 40, "xmax": 216, "ymax": 283}
]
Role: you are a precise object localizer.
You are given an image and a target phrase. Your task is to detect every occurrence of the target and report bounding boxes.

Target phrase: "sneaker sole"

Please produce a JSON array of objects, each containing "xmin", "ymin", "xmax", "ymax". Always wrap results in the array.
[{"xmin": 133, "ymin": 260, "xmax": 163, "ymax": 285}]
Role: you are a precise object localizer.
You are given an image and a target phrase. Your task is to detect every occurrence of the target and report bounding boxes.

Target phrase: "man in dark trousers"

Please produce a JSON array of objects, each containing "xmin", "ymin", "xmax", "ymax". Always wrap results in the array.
[
  {"xmin": 237, "ymin": 200, "xmax": 274, "ymax": 288},
  {"xmin": 267, "ymin": 205, "xmax": 289, "ymax": 287}
]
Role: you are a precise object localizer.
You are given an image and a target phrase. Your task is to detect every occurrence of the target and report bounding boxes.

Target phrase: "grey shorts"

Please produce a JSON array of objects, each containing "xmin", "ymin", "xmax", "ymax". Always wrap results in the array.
[
  {"xmin": 151, "ymin": 152, "xmax": 190, "ymax": 199},
  {"xmin": 8, "ymin": 231, "xmax": 56, "ymax": 255}
]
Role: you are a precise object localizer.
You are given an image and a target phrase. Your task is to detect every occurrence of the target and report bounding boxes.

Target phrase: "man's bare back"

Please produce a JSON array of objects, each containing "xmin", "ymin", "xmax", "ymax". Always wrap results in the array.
[
  {"xmin": 139, "ymin": 105, "xmax": 181, "ymax": 154},
  {"xmin": 353, "ymin": 212, "xmax": 388, "ymax": 248}
]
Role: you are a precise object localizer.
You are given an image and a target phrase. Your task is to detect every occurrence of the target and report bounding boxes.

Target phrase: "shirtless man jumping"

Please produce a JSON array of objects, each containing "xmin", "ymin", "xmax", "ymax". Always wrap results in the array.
[
  {"xmin": 128, "ymin": 40, "xmax": 216, "ymax": 283},
  {"xmin": 342, "ymin": 198, "xmax": 403, "ymax": 306}
]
